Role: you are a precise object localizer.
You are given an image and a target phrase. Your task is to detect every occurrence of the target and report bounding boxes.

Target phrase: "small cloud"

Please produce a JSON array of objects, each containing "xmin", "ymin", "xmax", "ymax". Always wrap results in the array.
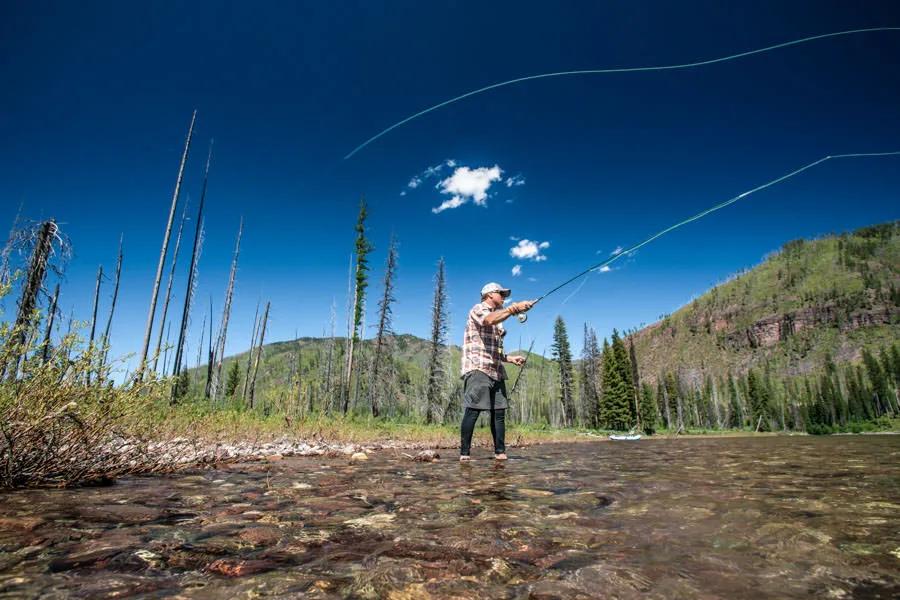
[
  {"xmin": 599, "ymin": 265, "xmax": 611, "ymax": 273},
  {"xmin": 611, "ymin": 246, "xmax": 623, "ymax": 256},
  {"xmin": 446, "ymin": 159, "xmax": 457, "ymax": 167},
  {"xmin": 510, "ymin": 239, "xmax": 550, "ymax": 262},
  {"xmin": 511, "ymin": 265, "xmax": 522, "ymax": 277},
  {"xmin": 509, "ymin": 235, "xmax": 520, "ymax": 241},
  {"xmin": 505, "ymin": 198, "xmax": 514, "ymax": 204},
  {"xmin": 527, "ymin": 277, "xmax": 538, "ymax": 282},
  {"xmin": 408, "ymin": 176, "xmax": 422, "ymax": 189},
  {"xmin": 400, "ymin": 190, "xmax": 407, "ymax": 196},
  {"xmin": 433, "ymin": 165, "xmax": 503, "ymax": 212},
  {"xmin": 505, "ymin": 174, "xmax": 525, "ymax": 187},
  {"xmin": 432, "ymin": 196, "xmax": 466, "ymax": 214}
]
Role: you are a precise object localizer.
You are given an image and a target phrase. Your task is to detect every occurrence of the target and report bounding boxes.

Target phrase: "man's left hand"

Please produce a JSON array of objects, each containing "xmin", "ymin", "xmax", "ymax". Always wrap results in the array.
[{"xmin": 507, "ymin": 355, "xmax": 526, "ymax": 366}]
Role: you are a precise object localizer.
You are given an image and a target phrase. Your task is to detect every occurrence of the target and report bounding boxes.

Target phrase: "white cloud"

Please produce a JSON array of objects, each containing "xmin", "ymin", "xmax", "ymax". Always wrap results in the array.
[
  {"xmin": 505, "ymin": 174, "xmax": 525, "ymax": 187},
  {"xmin": 510, "ymin": 239, "xmax": 550, "ymax": 262},
  {"xmin": 527, "ymin": 277, "xmax": 537, "ymax": 282},
  {"xmin": 511, "ymin": 264, "xmax": 522, "ymax": 277},
  {"xmin": 440, "ymin": 166, "xmax": 502, "ymax": 205},
  {"xmin": 399, "ymin": 190, "xmax": 407, "ymax": 196},
  {"xmin": 599, "ymin": 265, "xmax": 611, "ymax": 273},
  {"xmin": 611, "ymin": 246, "xmax": 623, "ymax": 256},
  {"xmin": 509, "ymin": 235, "xmax": 520, "ymax": 241},
  {"xmin": 408, "ymin": 176, "xmax": 422, "ymax": 189},
  {"xmin": 431, "ymin": 196, "xmax": 466, "ymax": 214}
]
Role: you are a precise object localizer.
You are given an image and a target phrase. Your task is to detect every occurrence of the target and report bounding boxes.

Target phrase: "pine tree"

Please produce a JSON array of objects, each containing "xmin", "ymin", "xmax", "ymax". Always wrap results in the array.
[
  {"xmin": 600, "ymin": 339, "xmax": 630, "ymax": 430},
  {"xmin": 610, "ymin": 330, "xmax": 636, "ymax": 425},
  {"xmin": 551, "ymin": 316, "xmax": 576, "ymax": 426},
  {"xmin": 747, "ymin": 369, "xmax": 770, "ymax": 431},
  {"xmin": 425, "ymin": 258, "xmax": 448, "ymax": 424},
  {"xmin": 344, "ymin": 198, "xmax": 374, "ymax": 413},
  {"xmin": 579, "ymin": 324, "xmax": 600, "ymax": 427},
  {"xmin": 863, "ymin": 348, "xmax": 892, "ymax": 416},
  {"xmin": 224, "ymin": 361, "xmax": 241, "ymax": 398},
  {"xmin": 639, "ymin": 383, "xmax": 657, "ymax": 434}
]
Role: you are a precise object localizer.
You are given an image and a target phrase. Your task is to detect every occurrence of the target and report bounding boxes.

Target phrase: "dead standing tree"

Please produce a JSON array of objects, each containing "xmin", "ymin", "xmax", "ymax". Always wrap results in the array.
[
  {"xmin": 209, "ymin": 217, "xmax": 243, "ymax": 400},
  {"xmin": 40, "ymin": 283, "xmax": 60, "ymax": 364},
  {"xmin": 247, "ymin": 301, "xmax": 270, "ymax": 409},
  {"xmin": 425, "ymin": 258, "xmax": 448, "ymax": 424},
  {"xmin": 241, "ymin": 300, "xmax": 261, "ymax": 404},
  {"xmin": 368, "ymin": 235, "xmax": 398, "ymax": 417},
  {"xmin": 85, "ymin": 265, "xmax": 103, "ymax": 385},
  {"xmin": 172, "ymin": 141, "xmax": 212, "ymax": 387},
  {"xmin": 151, "ymin": 201, "xmax": 188, "ymax": 374},
  {"xmin": 98, "ymin": 235, "xmax": 123, "ymax": 377},
  {"xmin": 137, "ymin": 110, "xmax": 196, "ymax": 381},
  {"xmin": 3, "ymin": 220, "xmax": 64, "ymax": 380}
]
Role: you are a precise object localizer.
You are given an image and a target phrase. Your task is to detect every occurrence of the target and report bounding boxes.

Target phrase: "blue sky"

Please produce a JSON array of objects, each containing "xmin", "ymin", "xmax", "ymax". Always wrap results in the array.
[{"xmin": 1, "ymin": 1, "xmax": 899, "ymax": 373}]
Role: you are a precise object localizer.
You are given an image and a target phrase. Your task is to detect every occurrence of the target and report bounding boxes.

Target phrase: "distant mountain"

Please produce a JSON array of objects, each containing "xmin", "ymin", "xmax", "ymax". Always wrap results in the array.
[{"xmin": 630, "ymin": 221, "xmax": 900, "ymax": 387}]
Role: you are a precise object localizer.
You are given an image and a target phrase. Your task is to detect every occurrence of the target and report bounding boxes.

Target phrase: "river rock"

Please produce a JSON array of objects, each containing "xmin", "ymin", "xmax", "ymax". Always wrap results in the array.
[
  {"xmin": 78, "ymin": 504, "xmax": 163, "ymax": 524},
  {"xmin": 0, "ymin": 517, "xmax": 44, "ymax": 531},
  {"xmin": 239, "ymin": 527, "xmax": 281, "ymax": 545},
  {"xmin": 350, "ymin": 452, "xmax": 369, "ymax": 462},
  {"xmin": 413, "ymin": 450, "xmax": 440, "ymax": 462},
  {"xmin": 207, "ymin": 558, "xmax": 275, "ymax": 577}
]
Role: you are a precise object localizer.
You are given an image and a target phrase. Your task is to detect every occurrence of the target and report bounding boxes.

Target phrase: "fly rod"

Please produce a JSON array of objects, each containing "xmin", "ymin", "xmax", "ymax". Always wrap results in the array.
[{"xmin": 514, "ymin": 150, "xmax": 900, "ymax": 323}]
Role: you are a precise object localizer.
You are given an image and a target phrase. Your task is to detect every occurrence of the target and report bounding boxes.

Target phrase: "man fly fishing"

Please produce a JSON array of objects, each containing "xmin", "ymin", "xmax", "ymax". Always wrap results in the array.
[{"xmin": 460, "ymin": 283, "xmax": 533, "ymax": 461}]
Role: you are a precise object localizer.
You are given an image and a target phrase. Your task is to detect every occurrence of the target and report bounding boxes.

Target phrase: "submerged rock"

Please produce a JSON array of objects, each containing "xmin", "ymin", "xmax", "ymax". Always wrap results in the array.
[
  {"xmin": 350, "ymin": 452, "xmax": 369, "ymax": 462},
  {"xmin": 207, "ymin": 558, "xmax": 275, "ymax": 577}
]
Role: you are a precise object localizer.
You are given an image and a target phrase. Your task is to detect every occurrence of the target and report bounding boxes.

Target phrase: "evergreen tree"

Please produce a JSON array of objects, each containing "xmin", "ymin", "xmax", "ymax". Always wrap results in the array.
[
  {"xmin": 610, "ymin": 330, "xmax": 636, "ymax": 425},
  {"xmin": 369, "ymin": 235, "xmax": 399, "ymax": 417},
  {"xmin": 601, "ymin": 339, "xmax": 631, "ymax": 430},
  {"xmin": 664, "ymin": 372, "xmax": 681, "ymax": 431},
  {"xmin": 863, "ymin": 348, "xmax": 892, "ymax": 416},
  {"xmin": 552, "ymin": 316, "xmax": 576, "ymax": 426},
  {"xmin": 344, "ymin": 197, "xmax": 374, "ymax": 413},
  {"xmin": 224, "ymin": 360, "xmax": 241, "ymax": 398},
  {"xmin": 424, "ymin": 258, "xmax": 448, "ymax": 424},
  {"xmin": 579, "ymin": 324, "xmax": 600, "ymax": 427},
  {"xmin": 639, "ymin": 383, "xmax": 657, "ymax": 434},
  {"xmin": 747, "ymin": 369, "xmax": 770, "ymax": 431}
]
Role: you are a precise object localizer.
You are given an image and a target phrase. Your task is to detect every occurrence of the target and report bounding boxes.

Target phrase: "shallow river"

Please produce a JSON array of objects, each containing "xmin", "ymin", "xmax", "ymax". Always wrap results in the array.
[{"xmin": 1, "ymin": 436, "xmax": 898, "ymax": 598}]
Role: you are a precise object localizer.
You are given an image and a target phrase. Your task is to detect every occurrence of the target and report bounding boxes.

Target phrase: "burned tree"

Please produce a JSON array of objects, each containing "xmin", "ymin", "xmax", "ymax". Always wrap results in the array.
[
  {"xmin": 172, "ymin": 142, "xmax": 212, "ymax": 383},
  {"xmin": 247, "ymin": 301, "xmax": 270, "ymax": 409},
  {"xmin": 3, "ymin": 219, "xmax": 63, "ymax": 380},
  {"xmin": 152, "ymin": 201, "xmax": 188, "ymax": 374},
  {"xmin": 138, "ymin": 110, "xmax": 196, "ymax": 380},
  {"xmin": 209, "ymin": 217, "xmax": 243, "ymax": 400},
  {"xmin": 98, "ymin": 235, "xmax": 123, "ymax": 376},
  {"xmin": 368, "ymin": 235, "xmax": 398, "ymax": 417}
]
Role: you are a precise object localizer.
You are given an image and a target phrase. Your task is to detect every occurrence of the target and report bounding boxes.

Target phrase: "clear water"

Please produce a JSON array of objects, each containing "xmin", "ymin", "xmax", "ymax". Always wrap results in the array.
[{"xmin": 1, "ymin": 436, "xmax": 898, "ymax": 598}]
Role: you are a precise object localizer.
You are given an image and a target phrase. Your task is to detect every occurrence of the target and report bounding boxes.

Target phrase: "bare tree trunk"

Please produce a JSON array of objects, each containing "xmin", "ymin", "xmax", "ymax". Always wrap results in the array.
[
  {"xmin": 85, "ymin": 264, "xmax": 103, "ymax": 385},
  {"xmin": 152, "ymin": 202, "xmax": 188, "ymax": 374},
  {"xmin": 138, "ymin": 110, "xmax": 196, "ymax": 380},
  {"xmin": 205, "ymin": 298, "xmax": 215, "ymax": 398},
  {"xmin": 210, "ymin": 217, "xmax": 242, "ymax": 400},
  {"xmin": 4, "ymin": 219, "xmax": 58, "ymax": 381},
  {"xmin": 369, "ymin": 235, "xmax": 398, "ymax": 417},
  {"xmin": 325, "ymin": 301, "xmax": 336, "ymax": 413},
  {"xmin": 173, "ymin": 142, "xmax": 212, "ymax": 381},
  {"xmin": 248, "ymin": 301, "xmax": 270, "ymax": 409},
  {"xmin": 241, "ymin": 301, "xmax": 261, "ymax": 404},
  {"xmin": 98, "ymin": 235, "xmax": 123, "ymax": 377},
  {"xmin": 343, "ymin": 254, "xmax": 356, "ymax": 414},
  {"xmin": 40, "ymin": 282, "xmax": 60, "ymax": 364},
  {"xmin": 196, "ymin": 311, "xmax": 207, "ymax": 370},
  {"xmin": 161, "ymin": 320, "xmax": 172, "ymax": 376}
]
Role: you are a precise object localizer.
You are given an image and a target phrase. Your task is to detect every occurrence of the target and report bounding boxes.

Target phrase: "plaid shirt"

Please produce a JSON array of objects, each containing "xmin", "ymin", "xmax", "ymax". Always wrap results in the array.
[{"xmin": 461, "ymin": 301, "xmax": 507, "ymax": 380}]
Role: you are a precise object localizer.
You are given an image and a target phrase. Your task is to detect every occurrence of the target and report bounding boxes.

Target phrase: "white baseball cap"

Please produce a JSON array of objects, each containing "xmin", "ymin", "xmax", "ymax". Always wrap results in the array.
[{"xmin": 481, "ymin": 282, "xmax": 511, "ymax": 298}]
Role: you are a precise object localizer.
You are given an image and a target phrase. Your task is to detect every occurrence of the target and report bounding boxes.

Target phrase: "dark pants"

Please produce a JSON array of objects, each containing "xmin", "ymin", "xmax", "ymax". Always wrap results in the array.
[{"xmin": 460, "ymin": 407, "xmax": 506, "ymax": 456}]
